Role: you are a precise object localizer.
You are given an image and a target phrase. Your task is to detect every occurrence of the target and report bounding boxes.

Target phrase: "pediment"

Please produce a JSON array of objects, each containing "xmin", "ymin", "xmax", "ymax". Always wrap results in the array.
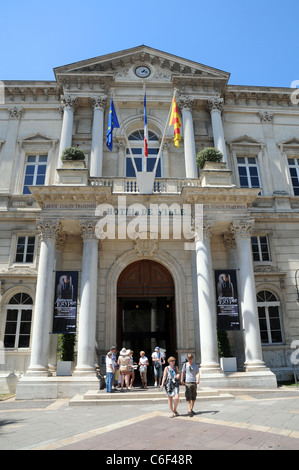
[
  {"xmin": 278, "ymin": 137, "xmax": 299, "ymax": 148},
  {"xmin": 54, "ymin": 45, "xmax": 230, "ymax": 83},
  {"xmin": 18, "ymin": 133, "xmax": 58, "ymax": 149},
  {"xmin": 228, "ymin": 135, "xmax": 263, "ymax": 147}
]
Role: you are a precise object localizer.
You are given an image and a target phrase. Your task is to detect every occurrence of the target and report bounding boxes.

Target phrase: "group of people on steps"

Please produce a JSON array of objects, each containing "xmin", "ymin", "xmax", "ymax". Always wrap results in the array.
[{"xmin": 106, "ymin": 346, "xmax": 200, "ymax": 418}]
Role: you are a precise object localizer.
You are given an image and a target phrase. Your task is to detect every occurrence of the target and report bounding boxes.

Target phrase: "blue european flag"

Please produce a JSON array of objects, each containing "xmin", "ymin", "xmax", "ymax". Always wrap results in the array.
[{"xmin": 106, "ymin": 99, "xmax": 119, "ymax": 151}]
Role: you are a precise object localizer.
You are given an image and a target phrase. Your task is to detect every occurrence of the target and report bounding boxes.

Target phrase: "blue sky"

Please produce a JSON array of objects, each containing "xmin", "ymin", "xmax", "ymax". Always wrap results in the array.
[{"xmin": 1, "ymin": 0, "xmax": 297, "ymax": 87}]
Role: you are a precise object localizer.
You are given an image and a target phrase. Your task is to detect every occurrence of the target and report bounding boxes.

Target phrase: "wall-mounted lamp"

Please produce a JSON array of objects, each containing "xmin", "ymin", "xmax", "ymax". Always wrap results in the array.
[{"xmin": 295, "ymin": 269, "xmax": 299, "ymax": 303}]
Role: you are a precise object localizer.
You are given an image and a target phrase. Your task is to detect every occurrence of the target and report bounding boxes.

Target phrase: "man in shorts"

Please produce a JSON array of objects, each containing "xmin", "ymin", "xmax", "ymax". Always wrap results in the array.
[{"xmin": 181, "ymin": 353, "xmax": 200, "ymax": 417}]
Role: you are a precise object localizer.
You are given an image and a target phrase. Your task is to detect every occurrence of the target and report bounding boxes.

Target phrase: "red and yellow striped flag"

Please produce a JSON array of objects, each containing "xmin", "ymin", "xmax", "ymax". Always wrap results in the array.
[{"xmin": 169, "ymin": 97, "xmax": 181, "ymax": 148}]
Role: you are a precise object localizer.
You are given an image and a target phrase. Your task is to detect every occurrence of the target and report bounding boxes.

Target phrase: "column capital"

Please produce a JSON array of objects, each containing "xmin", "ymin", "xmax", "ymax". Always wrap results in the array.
[
  {"xmin": 91, "ymin": 95, "xmax": 107, "ymax": 110},
  {"xmin": 79, "ymin": 219, "xmax": 99, "ymax": 241},
  {"xmin": 60, "ymin": 94, "xmax": 78, "ymax": 111},
  {"xmin": 207, "ymin": 97, "xmax": 224, "ymax": 114},
  {"xmin": 194, "ymin": 218, "xmax": 215, "ymax": 242},
  {"xmin": 178, "ymin": 95, "xmax": 195, "ymax": 111},
  {"xmin": 36, "ymin": 218, "xmax": 61, "ymax": 241},
  {"xmin": 231, "ymin": 218, "xmax": 255, "ymax": 238},
  {"xmin": 258, "ymin": 111, "xmax": 274, "ymax": 123},
  {"xmin": 8, "ymin": 107, "xmax": 23, "ymax": 120}
]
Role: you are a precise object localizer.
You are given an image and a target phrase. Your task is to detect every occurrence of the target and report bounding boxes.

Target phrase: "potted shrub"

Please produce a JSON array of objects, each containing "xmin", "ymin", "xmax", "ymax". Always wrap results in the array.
[
  {"xmin": 56, "ymin": 334, "xmax": 76, "ymax": 376},
  {"xmin": 61, "ymin": 146, "xmax": 85, "ymax": 162},
  {"xmin": 196, "ymin": 147, "xmax": 223, "ymax": 169},
  {"xmin": 217, "ymin": 330, "xmax": 237, "ymax": 372}
]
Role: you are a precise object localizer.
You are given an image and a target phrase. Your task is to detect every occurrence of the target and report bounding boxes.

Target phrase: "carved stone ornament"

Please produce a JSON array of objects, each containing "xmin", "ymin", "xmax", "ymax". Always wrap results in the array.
[
  {"xmin": 60, "ymin": 94, "xmax": 78, "ymax": 111},
  {"xmin": 258, "ymin": 111, "xmax": 274, "ymax": 122},
  {"xmin": 134, "ymin": 238, "xmax": 158, "ymax": 257},
  {"xmin": 36, "ymin": 218, "xmax": 61, "ymax": 241},
  {"xmin": 194, "ymin": 219, "xmax": 215, "ymax": 242},
  {"xmin": 91, "ymin": 95, "xmax": 107, "ymax": 109},
  {"xmin": 206, "ymin": 98, "xmax": 224, "ymax": 113},
  {"xmin": 178, "ymin": 96, "xmax": 195, "ymax": 111},
  {"xmin": 79, "ymin": 219, "xmax": 98, "ymax": 240},
  {"xmin": 230, "ymin": 219, "xmax": 255, "ymax": 238},
  {"xmin": 223, "ymin": 232, "xmax": 236, "ymax": 250},
  {"xmin": 8, "ymin": 107, "xmax": 23, "ymax": 119}
]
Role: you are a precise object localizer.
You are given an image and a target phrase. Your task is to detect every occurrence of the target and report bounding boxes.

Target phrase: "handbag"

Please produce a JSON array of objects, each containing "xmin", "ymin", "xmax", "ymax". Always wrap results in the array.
[{"xmin": 154, "ymin": 362, "xmax": 160, "ymax": 368}]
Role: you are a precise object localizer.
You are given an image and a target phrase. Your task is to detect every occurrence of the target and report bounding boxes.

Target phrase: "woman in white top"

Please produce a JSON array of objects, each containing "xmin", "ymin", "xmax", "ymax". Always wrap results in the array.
[{"xmin": 138, "ymin": 351, "xmax": 149, "ymax": 389}]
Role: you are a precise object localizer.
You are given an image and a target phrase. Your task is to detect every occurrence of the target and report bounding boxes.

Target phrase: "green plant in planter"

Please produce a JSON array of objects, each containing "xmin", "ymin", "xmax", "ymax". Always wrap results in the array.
[
  {"xmin": 58, "ymin": 334, "xmax": 76, "ymax": 361},
  {"xmin": 61, "ymin": 146, "xmax": 85, "ymax": 162},
  {"xmin": 217, "ymin": 330, "xmax": 232, "ymax": 358},
  {"xmin": 196, "ymin": 147, "xmax": 223, "ymax": 169}
]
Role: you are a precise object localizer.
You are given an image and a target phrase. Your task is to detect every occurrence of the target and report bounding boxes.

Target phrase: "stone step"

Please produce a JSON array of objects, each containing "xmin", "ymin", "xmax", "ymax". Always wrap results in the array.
[
  {"xmin": 82, "ymin": 387, "xmax": 221, "ymax": 400},
  {"xmin": 68, "ymin": 387, "xmax": 235, "ymax": 406}
]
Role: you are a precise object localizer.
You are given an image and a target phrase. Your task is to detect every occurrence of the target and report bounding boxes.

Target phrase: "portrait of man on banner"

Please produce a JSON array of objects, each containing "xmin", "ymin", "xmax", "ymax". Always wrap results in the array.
[
  {"xmin": 215, "ymin": 269, "xmax": 240, "ymax": 331},
  {"xmin": 53, "ymin": 271, "xmax": 78, "ymax": 334}
]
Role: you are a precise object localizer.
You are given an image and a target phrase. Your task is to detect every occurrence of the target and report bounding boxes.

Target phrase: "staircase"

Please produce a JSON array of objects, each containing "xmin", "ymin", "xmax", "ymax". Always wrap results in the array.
[{"xmin": 69, "ymin": 386, "xmax": 235, "ymax": 406}]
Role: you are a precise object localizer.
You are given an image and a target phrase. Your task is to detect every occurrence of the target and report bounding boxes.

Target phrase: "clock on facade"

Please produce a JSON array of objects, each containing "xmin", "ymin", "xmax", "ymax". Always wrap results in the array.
[{"xmin": 135, "ymin": 66, "xmax": 151, "ymax": 78}]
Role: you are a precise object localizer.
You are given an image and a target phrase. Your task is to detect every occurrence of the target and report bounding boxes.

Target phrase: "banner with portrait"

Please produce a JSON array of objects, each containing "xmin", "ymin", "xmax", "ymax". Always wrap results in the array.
[
  {"xmin": 52, "ymin": 271, "xmax": 78, "ymax": 334},
  {"xmin": 215, "ymin": 269, "xmax": 240, "ymax": 330}
]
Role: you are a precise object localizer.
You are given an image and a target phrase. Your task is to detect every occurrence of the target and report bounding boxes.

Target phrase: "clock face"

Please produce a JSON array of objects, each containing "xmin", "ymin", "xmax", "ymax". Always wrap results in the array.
[{"xmin": 135, "ymin": 66, "xmax": 151, "ymax": 78}]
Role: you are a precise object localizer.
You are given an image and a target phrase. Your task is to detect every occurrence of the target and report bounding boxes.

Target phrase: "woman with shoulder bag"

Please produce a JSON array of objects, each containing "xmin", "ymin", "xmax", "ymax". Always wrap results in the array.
[{"xmin": 161, "ymin": 356, "xmax": 180, "ymax": 418}]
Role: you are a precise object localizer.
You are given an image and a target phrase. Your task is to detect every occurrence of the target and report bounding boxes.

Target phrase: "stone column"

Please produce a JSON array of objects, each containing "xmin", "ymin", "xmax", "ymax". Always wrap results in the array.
[
  {"xmin": 231, "ymin": 219, "xmax": 266, "ymax": 370},
  {"xmin": 90, "ymin": 96, "xmax": 107, "ymax": 177},
  {"xmin": 117, "ymin": 141, "xmax": 126, "ymax": 176},
  {"xmin": 27, "ymin": 218, "xmax": 61, "ymax": 376},
  {"xmin": 74, "ymin": 220, "xmax": 99, "ymax": 375},
  {"xmin": 195, "ymin": 219, "xmax": 220, "ymax": 371},
  {"xmin": 0, "ymin": 107, "xmax": 23, "ymax": 193},
  {"xmin": 57, "ymin": 95, "xmax": 78, "ymax": 168},
  {"xmin": 179, "ymin": 96, "xmax": 198, "ymax": 178},
  {"xmin": 207, "ymin": 98, "xmax": 228, "ymax": 164}
]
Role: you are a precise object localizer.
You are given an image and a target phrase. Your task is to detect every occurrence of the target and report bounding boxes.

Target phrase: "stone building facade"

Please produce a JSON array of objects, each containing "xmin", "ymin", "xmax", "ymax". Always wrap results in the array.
[{"xmin": 0, "ymin": 46, "xmax": 298, "ymax": 398}]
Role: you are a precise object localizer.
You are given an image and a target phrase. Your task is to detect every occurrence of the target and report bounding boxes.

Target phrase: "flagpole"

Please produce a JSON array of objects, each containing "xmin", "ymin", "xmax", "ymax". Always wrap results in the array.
[
  {"xmin": 143, "ymin": 83, "xmax": 147, "ymax": 173},
  {"xmin": 111, "ymin": 89, "xmax": 139, "ymax": 176},
  {"xmin": 152, "ymin": 88, "xmax": 178, "ymax": 175}
]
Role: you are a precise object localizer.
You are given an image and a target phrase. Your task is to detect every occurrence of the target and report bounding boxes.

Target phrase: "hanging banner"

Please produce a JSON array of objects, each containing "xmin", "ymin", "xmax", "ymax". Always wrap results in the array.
[
  {"xmin": 52, "ymin": 271, "xmax": 78, "ymax": 334},
  {"xmin": 215, "ymin": 269, "xmax": 240, "ymax": 330}
]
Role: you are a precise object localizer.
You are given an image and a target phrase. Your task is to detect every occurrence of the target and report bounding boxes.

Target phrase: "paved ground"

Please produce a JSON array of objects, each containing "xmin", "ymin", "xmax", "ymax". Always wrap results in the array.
[{"xmin": 1, "ymin": 387, "xmax": 299, "ymax": 452}]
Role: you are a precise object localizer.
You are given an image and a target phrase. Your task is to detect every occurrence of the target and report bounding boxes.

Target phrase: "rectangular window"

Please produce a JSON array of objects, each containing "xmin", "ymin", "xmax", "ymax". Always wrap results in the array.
[
  {"xmin": 288, "ymin": 158, "xmax": 299, "ymax": 195},
  {"xmin": 126, "ymin": 148, "xmax": 161, "ymax": 178},
  {"xmin": 15, "ymin": 236, "xmax": 36, "ymax": 263},
  {"xmin": 237, "ymin": 156, "xmax": 261, "ymax": 191},
  {"xmin": 23, "ymin": 154, "xmax": 47, "ymax": 195},
  {"xmin": 4, "ymin": 308, "xmax": 32, "ymax": 349},
  {"xmin": 251, "ymin": 236, "xmax": 271, "ymax": 262}
]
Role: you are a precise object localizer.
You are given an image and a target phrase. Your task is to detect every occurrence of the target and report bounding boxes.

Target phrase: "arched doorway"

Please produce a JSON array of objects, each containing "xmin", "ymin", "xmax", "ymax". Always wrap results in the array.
[{"xmin": 117, "ymin": 260, "xmax": 176, "ymax": 383}]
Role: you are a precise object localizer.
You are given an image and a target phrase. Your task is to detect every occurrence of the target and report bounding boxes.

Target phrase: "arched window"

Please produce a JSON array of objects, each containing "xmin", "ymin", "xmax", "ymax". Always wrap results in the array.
[
  {"xmin": 4, "ymin": 293, "xmax": 33, "ymax": 349},
  {"xmin": 126, "ymin": 130, "xmax": 161, "ymax": 177},
  {"xmin": 257, "ymin": 290, "xmax": 283, "ymax": 344}
]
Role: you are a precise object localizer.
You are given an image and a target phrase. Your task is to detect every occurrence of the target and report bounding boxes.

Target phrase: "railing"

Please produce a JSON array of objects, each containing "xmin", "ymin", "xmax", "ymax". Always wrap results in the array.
[{"xmin": 89, "ymin": 177, "xmax": 201, "ymax": 194}]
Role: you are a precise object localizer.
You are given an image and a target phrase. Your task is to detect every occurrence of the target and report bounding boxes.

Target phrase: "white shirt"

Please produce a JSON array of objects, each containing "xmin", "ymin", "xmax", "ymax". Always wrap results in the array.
[
  {"xmin": 139, "ymin": 356, "xmax": 148, "ymax": 369},
  {"xmin": 151, "ymin": 351, "xmax": 163, "ymax": 365},
  {"xmin": 106, "ymin": 356, "xmax": 114, "ymax": 374}
]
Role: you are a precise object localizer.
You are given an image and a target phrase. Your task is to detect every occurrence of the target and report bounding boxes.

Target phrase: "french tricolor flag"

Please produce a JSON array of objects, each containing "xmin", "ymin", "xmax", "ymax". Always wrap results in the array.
[{"xmin": 144, "ymin": 94, "xmax": 148, "ymax": 157}]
